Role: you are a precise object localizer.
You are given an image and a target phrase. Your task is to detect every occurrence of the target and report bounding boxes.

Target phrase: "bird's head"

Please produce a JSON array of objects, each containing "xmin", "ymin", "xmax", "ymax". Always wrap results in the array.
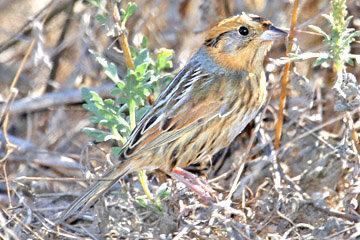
[{"xmin": 204, "ymin": 13, "xmax": 287, "ymax": 72}]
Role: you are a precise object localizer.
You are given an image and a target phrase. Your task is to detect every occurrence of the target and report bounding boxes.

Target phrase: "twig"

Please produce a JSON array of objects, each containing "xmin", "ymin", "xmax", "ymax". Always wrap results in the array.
[
  {"xmin": 0, "ymin": 84, "xmax": 114, "ymax": 115},
  {"xmin": 0, "ymin": 132, "xmax": 83, "ymax": 175},
  {"xmin": 1, "ymin": 207, "xmax": 45, "ymax": 240},
  {"xmin": 274, "ymin": 0, "xmax": 299, "ymax": 150},
  {"xmin": 0, "ymin": 3, "xmax": 52, "ymax": 211},
  {"xmin": 112, "ymin": 2, "xmax": 135, "ymax": 71},
  {"xmin": 282, "ymin": 223, "xmax": 315, "ymax": 239},
  {"xmin": 47, "ymin": 0, "xmax": 76, "ymax": 92},
  {"xmin": 309, "ymin": 201, "xmax": 360, "ymax": 222},
  {"xmin": 0, "ymin": 0, "xmax": 61, "ymax": 53},
  {"xmin": 173, "ymin": 223, "xmax": 194, "ymax": 240},
  {"xmin": 1, "ymin": 3, "xmax": 52, "ymax": 147},
  {"xmin": 345, "ymin": 110, "xmax": 360, "ymax": 155},
  {"xmin": 226, "ymin": 93, "xmax": 272, "ymax": 200}
]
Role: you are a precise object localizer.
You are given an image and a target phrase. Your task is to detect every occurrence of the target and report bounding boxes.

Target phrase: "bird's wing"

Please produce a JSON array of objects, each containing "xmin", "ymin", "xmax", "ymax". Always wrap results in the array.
[
  {"xmin": 58, "ymin": 61, "xmax": 232, "ymax": 223},
  {"xmin": 121, "ymin": 61, "xmax": 231, "ymax": 159}
]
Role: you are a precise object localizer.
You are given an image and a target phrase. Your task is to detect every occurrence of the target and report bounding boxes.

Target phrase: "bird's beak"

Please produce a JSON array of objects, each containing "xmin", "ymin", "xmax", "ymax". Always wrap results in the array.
[{"xmin": 260, "ymin": 25, "xmax": 288, "ymax": 40}]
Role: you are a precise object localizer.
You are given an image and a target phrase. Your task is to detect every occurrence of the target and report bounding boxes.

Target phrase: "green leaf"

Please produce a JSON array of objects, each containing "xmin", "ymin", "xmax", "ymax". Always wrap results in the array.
[
  {"xmin": 120, "ymin": 9, "xmax": 126, "ymax": 18},
  {"xmin": 87, "ymin": 0, "xmax": 101, "ymax": 8},
  {"xmin": 104, "ymin": 99, "xmax": 115, "ymax": 107},
  {"xmin": 82, "ymin": 32, "xmax": 177, "ymax": 156},
  {"xmin": 94, "ymin": 14, "xmax": 107, "ymax": 25},
  {"xmin": 322, "ymin": 14, "xmax": 334, "ymax": 27},
  {"xmin": 156, "ymin": 183, "xmax": 171, "ymax": 200},
  {"xmin": 135, "ymin": 62, "xmax": 149, "ymax": 76},
  {"xmin": 105, "ymin": 63, "xmax": 121, "ymax": 83},
  {"xmin": 349, "ymin": 31, "xmax": 360, "ymax": 39},
  {"xmin": 346, "ymin": 58, "xmax": 354, "ymax": 66},
  {"xmin": 135, "ymin": 198, "xmax": 163, "ymax": 215},
  {"xmin": 113, "ymin": 116, "xmax": 131, "ymax": 130},
  {"xmin": 87, "ymin": 0, "xmax": 106, "ymax": 14},
  {"xmin": 344, "ymin": 16, "xmax": 353, "ymax": 29},
  {"xmin": 110, "ymin": 88, "xmax": 123, "ymax": 95},
  {"xmin": 155, "ymin": 49, "xmax": 173, "ymax": 73},
  {"xmin": 89, "ymin": 49, "xmax": 123, "ymax": 84},
  {"xmin": 141, "ymin": 36, "xmax": 149, "ymax": 48},
  {"xmin": 90, "ymin": 91, "xmax": 103, "ymax": 103},
  {"xmin": 122, "ymin": 2, "xmax": 137, "ymax": 26},
  {"xmin": 308, "ymin": 25, "xmax": 330, "ymax": 40},
  {"xmin": 81, "ymin": 128, "xmax": 114, "ymax": 142},
  {"xmin": 116, "ymin": 81, "xmax": 125, "ymax": 90},
  {"xmin": 134, "ymin": 48, "xmax": 150, "ymax": 67},
  {"xmin": 313, "ymin": 57, "xmax": 329, "ymax": 66},
  {"xmin": 88, "ymin": 116, "xmax": 100, "ymax": 123},
  {"xmin": 136, "ymin": 198, "xmax": 148, "ymax": 208},
  {"xmin": 141, "ymin": 70, "xmax": 154, "ymax": 81},
  {"xmin": 81, "ymin": 87, "xmax": 92, "ymax": 102},
  {"xmin": 103, "ymin": 134, "xmax": 119, "ymax": 141}
]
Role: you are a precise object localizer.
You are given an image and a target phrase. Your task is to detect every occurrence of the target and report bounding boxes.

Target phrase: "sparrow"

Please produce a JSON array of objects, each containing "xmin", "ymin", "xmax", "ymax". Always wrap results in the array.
[{"xmin": 59, "ymin": 13, "xmax": 287, "ymax": 222}]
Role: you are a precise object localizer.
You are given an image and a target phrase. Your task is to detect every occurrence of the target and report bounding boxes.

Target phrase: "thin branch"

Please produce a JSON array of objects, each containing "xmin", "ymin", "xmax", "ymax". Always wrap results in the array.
[
  {"xmin": 112, "ymin": 2, "xmax": 135, "ymax": 71},
  {"xmin": 0, "ymin": 84, "xmax": 114, "ymax": 115},
  {"xmin": 1, "ymin": 208, "xmax": 45, "ymax": 240},
  {"xmin": 345, "ymin": 109, "xmax": 360, "ymax": 155},
  {"xmin": 274, "ymin": 0, "xmax": 300, "ymax": 150}
]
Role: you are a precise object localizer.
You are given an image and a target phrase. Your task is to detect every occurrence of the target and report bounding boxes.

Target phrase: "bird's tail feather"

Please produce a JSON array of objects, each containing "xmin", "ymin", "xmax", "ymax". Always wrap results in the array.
[{"xmin": 57, "ymin": 161, "xmax": 133, "ymax": 224}]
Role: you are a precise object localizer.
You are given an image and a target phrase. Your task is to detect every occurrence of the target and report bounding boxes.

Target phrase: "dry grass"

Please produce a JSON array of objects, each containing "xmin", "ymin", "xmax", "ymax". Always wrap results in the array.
[{"xmin": 1, "ymin": 0, "xmax": 360, "ymax": 239}]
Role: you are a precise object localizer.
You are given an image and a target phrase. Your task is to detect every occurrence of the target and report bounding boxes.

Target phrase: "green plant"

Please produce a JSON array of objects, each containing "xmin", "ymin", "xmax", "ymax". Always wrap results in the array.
[
  {"xmin": 276, "ymin": 0, "xmax": 359, "ymax": 73},
  {"xmin": 308, "ymin": 0, "xmax": 360, "ymax": 153},
  {"xmin": 308, "ymin": 0, "xmax": 360, "ymax": 72},
  {"xmin": 271, "ymin": 0, "xmax": 360, "ymax": 156},
  {"xmin": 82, "ymin": 41, "xmax": 173, "ymax": 156},
  {"xmin": 136, "ymin": 182, "xmax": 172, "ymax": 215},
  {"xmin": 81, "ymin": 1, "xmax": 174, "ymax": 214},
  {"xmin": 276, "ymin": 0, "xmax": 360, "ymax": 112},
  {"xmin": 309, "ymin": 0, "xmax": 360, "ymax": 112}
]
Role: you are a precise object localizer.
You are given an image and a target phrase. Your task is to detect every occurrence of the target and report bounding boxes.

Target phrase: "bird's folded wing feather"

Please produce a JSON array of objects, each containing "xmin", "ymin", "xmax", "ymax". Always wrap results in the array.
[{"xmin": 121, "ymin": 63, "xmax": 230, "ymax": 159}]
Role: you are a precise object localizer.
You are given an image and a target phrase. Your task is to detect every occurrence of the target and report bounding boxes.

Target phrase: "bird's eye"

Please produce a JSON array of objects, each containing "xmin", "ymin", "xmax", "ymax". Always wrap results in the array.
[{"xmin": 238, "ymin": 26, "xmax": 249, "ymax": 36}]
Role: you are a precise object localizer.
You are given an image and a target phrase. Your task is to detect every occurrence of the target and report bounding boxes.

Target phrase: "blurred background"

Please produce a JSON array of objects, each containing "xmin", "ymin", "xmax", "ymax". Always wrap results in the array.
[{"xmin": 1, "ymin": 0, "xmax": 360, "ymax": 239}]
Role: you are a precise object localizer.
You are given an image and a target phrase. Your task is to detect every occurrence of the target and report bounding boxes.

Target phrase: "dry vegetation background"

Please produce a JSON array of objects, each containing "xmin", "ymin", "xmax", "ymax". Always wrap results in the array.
[{"xmin": 1, "ymin": 0, "xmax": 360, "ymax": 239}]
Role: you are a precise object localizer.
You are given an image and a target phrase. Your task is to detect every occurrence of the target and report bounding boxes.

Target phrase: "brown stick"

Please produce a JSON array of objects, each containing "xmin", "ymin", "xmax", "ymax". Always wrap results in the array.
[
  {"xmin": 274, "ymin": 0, "xmax": 300, "ymax": 150},
  {"xmin": 1, "ymin": 84, "xmax": 114, "ymax": 115},
  {"xmin": 112, "ymin": 2, "xmax": 135, "ymax": 70}
]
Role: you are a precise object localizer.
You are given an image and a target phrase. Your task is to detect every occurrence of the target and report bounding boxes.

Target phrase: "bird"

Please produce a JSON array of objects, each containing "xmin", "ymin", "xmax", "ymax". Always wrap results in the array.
[{"xmin": 59, "ymin": 13, "xmax": 287, "ymax": 222}]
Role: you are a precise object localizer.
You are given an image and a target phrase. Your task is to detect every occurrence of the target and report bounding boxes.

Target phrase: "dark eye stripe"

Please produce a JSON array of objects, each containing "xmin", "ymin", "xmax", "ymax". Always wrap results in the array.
[
  {"xmin": 250, "ymin": 16, "xmax": 267, "ymax": 23},
  {"xmin": 204, "ymin": 31, "xmax": 230, "ymax": 48}
]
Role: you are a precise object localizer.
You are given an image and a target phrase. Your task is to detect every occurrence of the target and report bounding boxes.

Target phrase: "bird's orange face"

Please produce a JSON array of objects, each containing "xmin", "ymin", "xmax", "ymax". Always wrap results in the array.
[{"xmin": 204, "ymin": 14, "xmax": 287, "ymax": 72}]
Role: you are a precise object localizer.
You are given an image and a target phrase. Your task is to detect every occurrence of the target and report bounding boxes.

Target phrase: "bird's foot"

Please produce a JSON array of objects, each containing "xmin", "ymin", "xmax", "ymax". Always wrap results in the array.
[{"xmin": 171, "ymin": 167, "xmax": 218, "ymax": 203}]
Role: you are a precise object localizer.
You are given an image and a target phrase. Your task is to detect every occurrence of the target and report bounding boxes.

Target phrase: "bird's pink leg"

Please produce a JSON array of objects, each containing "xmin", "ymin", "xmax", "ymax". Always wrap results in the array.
[{"xmin": 171, "ymin": 167, "xmax": 218, "ymax": 203}]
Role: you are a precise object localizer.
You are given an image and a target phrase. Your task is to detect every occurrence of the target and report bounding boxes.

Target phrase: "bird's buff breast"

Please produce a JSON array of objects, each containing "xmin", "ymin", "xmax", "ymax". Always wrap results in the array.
[{"xmin": 152, "ymin": 71, "xmax": 267, "ymax": 170}]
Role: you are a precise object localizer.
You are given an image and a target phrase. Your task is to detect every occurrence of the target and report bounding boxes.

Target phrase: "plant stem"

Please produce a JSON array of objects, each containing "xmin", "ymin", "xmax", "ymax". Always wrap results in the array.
[
  {"xmin": 138, "ymin": 170, "xmax": 154, "ymax": 201},
  {"xmin": 111, "ymin": 125, "xmax": 126, "ymax": 145},
  {"xmin": 119, "ymin": 33, "xmax": 135, "ymax": 70},
  {"xmin": 329, "ymin": 0, "xmax": 360, "ymax": 155},
  {"xmin": 112, "ymin": 2, "xmax": 135, "ymax": 70},
  {"xmin": 128, "ymin": 100, "xmax": 136, "ymax": 131},
  {"xmin": 274, "ymin": 0, "xmax": 299, "ymax": 150},
  {"xmin": 110, "ymin": 1, "xmax": 153, "ymax": 201}
]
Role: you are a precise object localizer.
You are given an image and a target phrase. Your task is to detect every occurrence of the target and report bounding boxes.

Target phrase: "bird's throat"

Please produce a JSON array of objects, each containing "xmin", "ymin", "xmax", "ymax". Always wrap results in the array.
[{"xmin": 205, "ymin": 41, "xmax": 273, "ymax": 74}]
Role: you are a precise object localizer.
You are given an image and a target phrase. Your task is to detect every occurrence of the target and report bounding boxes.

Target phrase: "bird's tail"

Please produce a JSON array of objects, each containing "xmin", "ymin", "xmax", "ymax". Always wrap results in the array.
[{"xmin": 57, "ymin": 160, "xmax": 133, "ymax": 224}]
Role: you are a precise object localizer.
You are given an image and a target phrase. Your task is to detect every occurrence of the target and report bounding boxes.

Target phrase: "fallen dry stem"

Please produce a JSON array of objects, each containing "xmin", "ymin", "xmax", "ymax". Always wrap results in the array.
[
  {"xmin": 1, "ymin": 208, "xmax": 45, "ymax": 240},
  {"xmin": 345, "ymin": 111, "xmax": 360, "ymax": 155}
]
